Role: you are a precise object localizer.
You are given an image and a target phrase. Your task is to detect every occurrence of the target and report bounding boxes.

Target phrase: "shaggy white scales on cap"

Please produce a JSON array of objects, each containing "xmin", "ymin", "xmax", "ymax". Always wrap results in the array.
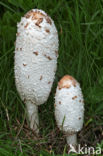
[
  {"xmin": 14, "ymin": 9, "xmax": 59, "ymax": 133},
  {"xmin": 54, "ymin": 75, "xmax": 84, "ymax": 146}
]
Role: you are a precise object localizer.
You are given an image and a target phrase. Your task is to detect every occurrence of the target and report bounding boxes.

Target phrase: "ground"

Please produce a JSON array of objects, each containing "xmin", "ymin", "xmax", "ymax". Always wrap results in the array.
[{"xmin": 0, "ymin": 0, "xmax": 103, "ymax": 155}]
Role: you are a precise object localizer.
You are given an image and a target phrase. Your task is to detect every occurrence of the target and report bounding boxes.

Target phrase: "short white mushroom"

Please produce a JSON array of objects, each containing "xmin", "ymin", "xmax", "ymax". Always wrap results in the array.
[
  {"xmin": 14, "ymin": 9, "xmax": 59, "ymax": 133},
  {"xmin": 54, "ymin": 75, "xmax": 84, "ymax": 146}
]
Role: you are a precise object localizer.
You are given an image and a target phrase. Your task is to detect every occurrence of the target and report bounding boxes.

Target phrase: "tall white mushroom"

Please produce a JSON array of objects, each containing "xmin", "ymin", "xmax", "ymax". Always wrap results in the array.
[
  {"xmin": 14, "ymin": 9, "xmax": 59, "ymax": 133},
  {"xmin": 54, "ymin": 75, "xmax": 84, "ymax": 146}
]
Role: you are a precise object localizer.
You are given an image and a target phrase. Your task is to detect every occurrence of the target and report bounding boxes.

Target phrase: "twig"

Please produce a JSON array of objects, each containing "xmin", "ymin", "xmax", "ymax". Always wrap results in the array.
[{"xmin": 18, "ymin": 139, "xmax": 23, "ymax": 153}]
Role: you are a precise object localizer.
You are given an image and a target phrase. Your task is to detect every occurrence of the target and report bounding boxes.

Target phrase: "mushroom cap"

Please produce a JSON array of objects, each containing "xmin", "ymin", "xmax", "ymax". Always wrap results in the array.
[
  {"xmin": 14, "ymin": 9, "xmax": 59, "ymax": 105},
  {"xmin": 55, "ymin": 75, "xmax": 84, "ymax": 133}
]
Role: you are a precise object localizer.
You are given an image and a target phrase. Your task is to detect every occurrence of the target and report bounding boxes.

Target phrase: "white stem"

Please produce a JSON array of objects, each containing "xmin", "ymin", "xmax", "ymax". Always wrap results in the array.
[
  {"xmin": 26, "ymin": 101, "xmax": 39, "ymax": 134},
  {"xmin": 66, "ymin": 133, "xmax": 77, "ymax": 146}
]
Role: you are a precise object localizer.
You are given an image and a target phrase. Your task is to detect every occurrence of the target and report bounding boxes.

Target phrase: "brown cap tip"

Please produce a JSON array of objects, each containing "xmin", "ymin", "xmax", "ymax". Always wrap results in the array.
[
  {"xmin": 24, "ymin": 10, "xmax": 45, "ymax": 19},
  {"xmin": 58, "ymin": 75, "xmax": 77, "ymax": 89},
  {"xmin": 24, "ymin": 10, "xmax": 52, "ymax": 25}
]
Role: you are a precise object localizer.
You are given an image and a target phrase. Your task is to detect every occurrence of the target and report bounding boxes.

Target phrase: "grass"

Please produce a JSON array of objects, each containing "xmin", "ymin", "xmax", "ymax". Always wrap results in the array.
[{"xmin": 0, "ymin": 0, "xmax": 103, "ymax": 155}]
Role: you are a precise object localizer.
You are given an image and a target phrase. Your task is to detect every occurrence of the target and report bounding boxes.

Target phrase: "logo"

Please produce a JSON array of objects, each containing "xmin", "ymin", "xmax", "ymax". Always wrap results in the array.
[{"xmin": 68, "ymin": 144, "xmax": 101, "ymax": 154}]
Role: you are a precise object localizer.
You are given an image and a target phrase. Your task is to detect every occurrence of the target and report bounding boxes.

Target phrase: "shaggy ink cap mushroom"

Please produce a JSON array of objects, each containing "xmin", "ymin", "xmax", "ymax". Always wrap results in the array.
[
  {"xmin": 15, "ymin": 9, "xmax": 59, "ymax": 133},
  {"xmin": 54, "ymin": 75, "xmax": 84, "ymax": 146}
]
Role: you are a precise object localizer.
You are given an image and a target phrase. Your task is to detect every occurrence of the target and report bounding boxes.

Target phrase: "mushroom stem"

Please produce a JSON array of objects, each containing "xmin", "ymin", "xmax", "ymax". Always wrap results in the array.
[
  {"xmin": 26, "ymin": 101, "xmax": 39, "ymax": 134},
  {"xmin": 66, "ymin": 133, "xmax": 77, "ymax": 146}
]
